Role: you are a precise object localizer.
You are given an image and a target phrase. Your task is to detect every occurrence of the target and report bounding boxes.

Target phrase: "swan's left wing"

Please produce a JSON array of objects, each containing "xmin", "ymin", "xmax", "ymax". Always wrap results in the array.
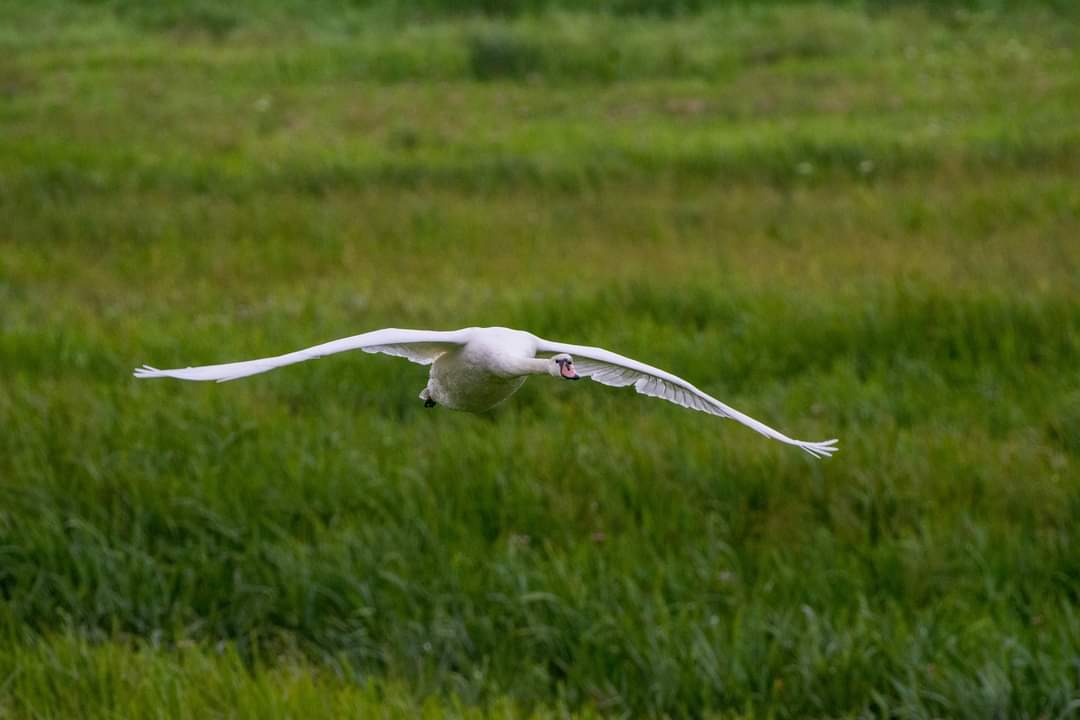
[
  {"xmin": 534, "ymin": 337, "xmax": 838, "ymax": 458},
  {"xmin": 134, "ymin": 328, "xmax": 471, "ymax": 382}
]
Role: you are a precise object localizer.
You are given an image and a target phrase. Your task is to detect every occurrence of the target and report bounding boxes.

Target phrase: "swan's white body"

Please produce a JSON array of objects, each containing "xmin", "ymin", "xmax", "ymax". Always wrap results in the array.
[
  {"xmin": 424, "ymin": 327, "xmax": 535, "ymax": 412},
  {"xmin": 134, "ymin": 326, "xmax": 838, "ymax": 458}
]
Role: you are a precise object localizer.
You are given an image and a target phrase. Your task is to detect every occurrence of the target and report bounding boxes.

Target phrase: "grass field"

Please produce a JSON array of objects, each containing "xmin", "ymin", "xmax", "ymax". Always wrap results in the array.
[{"xmin": 2, "ymin": 0, "xmax": 1079, "ymax": 716}]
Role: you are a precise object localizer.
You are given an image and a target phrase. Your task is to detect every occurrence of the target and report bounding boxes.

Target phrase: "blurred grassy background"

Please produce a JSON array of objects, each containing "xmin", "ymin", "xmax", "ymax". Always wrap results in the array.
[{"xmin": 2, "ymin": 0, "xmax": 1079, "ymax": 717}]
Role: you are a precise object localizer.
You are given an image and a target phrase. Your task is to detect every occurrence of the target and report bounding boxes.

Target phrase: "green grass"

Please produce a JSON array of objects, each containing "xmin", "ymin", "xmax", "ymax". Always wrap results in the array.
[{"xmin": 2, "ymin": 1, "xmax": 1079, "ymax": 717}]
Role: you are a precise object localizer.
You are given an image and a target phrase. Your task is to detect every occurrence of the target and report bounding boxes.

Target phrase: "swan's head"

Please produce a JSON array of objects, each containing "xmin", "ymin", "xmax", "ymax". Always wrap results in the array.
[{"xmin": 551, "ymin": 353, "xmax": 580, "ymax": 380}]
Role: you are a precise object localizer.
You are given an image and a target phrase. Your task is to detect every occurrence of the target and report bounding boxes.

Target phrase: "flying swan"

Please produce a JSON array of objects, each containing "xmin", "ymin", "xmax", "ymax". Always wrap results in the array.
[{"xmin": 134, "ymin": 326, "xmax": 838, "ymax": 458}]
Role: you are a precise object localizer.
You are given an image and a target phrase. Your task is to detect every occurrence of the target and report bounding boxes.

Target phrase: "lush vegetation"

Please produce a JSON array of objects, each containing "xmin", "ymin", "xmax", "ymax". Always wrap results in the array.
[{"xmin": 2, "ymin": 0, "xmax": 1078, "ymax": 716}]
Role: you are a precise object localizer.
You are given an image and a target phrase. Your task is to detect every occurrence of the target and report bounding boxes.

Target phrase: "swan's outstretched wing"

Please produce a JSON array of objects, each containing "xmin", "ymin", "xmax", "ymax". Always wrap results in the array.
[
  {"xmin": 134, "ymin": 328, "xmax": 471, "ymax": 383},
  {"xmin": 534, "ymin": 337, "xmax": 838, "ymax": 458}
]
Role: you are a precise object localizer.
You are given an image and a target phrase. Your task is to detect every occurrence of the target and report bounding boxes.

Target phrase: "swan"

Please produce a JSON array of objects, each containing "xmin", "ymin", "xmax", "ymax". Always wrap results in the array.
[{"xmin": 134, "ymin": 326, "xmax": 838, "ymax": 458}]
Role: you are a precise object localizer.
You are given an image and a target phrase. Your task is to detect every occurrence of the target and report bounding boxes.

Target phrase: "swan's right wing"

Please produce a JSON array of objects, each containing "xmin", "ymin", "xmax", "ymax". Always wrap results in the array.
[
  {"xmin": 133, "ymin": 328, "xmax": 471, "ymax": 382},
  {"xmin": 534, "ymin": 336, "xmax": 838, "ymax": 459}
]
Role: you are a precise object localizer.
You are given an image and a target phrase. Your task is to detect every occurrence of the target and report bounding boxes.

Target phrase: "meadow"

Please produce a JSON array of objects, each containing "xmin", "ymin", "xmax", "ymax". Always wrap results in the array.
[{"xmin": 2, "ymin": 0, "xmax": 1079, "ymax": 716}]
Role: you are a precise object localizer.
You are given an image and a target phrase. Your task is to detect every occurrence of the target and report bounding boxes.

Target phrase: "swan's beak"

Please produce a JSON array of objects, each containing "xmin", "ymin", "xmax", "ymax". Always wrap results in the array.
[{"xmin": 560, "ymin": 364, "xmax": 580, "ymax": 380}]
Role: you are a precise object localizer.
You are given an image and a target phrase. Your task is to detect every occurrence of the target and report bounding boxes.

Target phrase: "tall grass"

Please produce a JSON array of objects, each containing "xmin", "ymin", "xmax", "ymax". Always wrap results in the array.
[{"xmin": 1, "ymin": 0, "xmax": 1079, "ymax": 717}]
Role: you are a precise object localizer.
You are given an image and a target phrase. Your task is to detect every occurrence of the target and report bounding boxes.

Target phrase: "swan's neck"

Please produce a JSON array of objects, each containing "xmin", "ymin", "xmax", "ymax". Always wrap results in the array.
[{"xmin": 505, "ymin": 356, "xmax": 553, "ymax": 378}]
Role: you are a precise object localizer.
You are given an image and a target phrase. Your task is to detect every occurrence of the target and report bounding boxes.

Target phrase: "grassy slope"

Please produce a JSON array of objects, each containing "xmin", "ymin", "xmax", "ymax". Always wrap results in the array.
[{"xmin": 2, "ymin": 2, "xmax": 1079, "ymax": 717}]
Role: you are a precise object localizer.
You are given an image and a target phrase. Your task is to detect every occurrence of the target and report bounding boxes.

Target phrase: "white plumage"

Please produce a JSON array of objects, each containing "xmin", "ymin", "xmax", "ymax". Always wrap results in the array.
[{"xmin": 134, "ymin": 326, "xmax": 838, "ymax": 458}]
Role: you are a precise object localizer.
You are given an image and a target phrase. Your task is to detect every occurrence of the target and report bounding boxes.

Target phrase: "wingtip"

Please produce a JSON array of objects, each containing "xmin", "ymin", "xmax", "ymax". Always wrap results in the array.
[
  {"xmin": 800, "ymin": 438, "xmax": 839, "ymax": 459},
  {"xmin": 133, "ymin": 365, "xmax": 162, "ymax": 379}
]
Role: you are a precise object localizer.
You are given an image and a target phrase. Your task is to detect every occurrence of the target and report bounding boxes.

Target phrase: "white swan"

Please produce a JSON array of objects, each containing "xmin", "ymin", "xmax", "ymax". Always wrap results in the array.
[{"xmin": 134, "ymin": 326, "xmax": 838, "ymax": 458}]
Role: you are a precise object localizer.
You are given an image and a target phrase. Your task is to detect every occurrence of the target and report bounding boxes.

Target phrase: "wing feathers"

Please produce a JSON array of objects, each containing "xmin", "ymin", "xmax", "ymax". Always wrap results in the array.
[
  {"xmin": 134, "ymin": 328, "xmax": 471, "ymax": 383},
  {"xmin": 360, "ymin": 342, "xmax": 457, "ymax": 366},
  {"xmin": 534, "ymin": 336, "xmax": 838, "ymax": 458}
]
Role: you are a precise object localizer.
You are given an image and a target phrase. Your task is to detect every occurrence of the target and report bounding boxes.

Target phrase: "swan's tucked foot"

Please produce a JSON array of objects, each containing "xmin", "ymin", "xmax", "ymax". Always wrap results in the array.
[{"xmin": 424, "ymin": 398, "xmax": 436, "ymax": 408}]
